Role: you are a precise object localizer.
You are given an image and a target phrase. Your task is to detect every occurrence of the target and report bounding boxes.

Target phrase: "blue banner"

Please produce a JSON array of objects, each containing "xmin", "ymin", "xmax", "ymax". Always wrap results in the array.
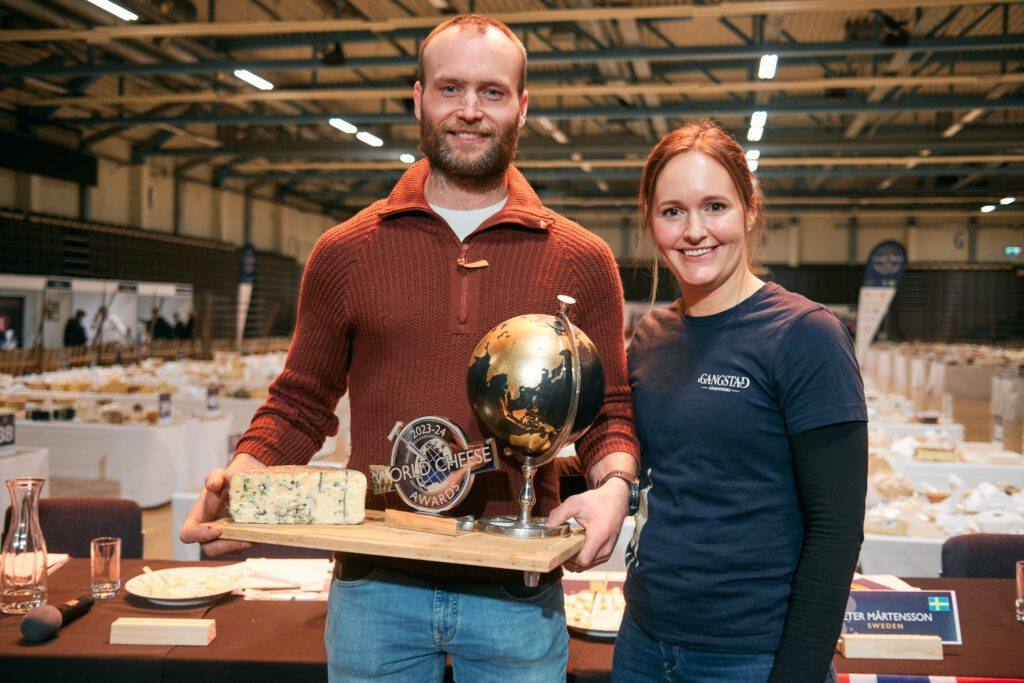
[
  {"xmin": 862, "ymin": 240, "xmax": 907, "ymax": 288},
  {"xmin": 843, "ymin": 590, "xmax": 961, "ymax": 644},
  {"xmin": 240, "ymin": 244, "xmax": 257, "ymax": 285}
]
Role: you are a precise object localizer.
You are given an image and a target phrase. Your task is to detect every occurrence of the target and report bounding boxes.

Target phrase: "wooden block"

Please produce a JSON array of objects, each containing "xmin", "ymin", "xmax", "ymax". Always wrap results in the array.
[
  {"xmin": 110, "ymin": 617, "xmax": 216, "ymax": 646},
  {"xmin": 384, "ymin": 509, "xmax": 471, "ymax": 536},
  {"xmin": 212, "ymin": 515, "xmax": 584, "ymax": 573},
  {"xmin": 839, "ymin": 634, "xmax": 943, "ymax": 660}
]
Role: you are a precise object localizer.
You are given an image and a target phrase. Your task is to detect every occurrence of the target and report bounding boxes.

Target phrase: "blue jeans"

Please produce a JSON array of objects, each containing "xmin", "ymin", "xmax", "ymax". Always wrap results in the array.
[
  {"xmin": 324, "ymin": 566, "xmax": 568, "ymax": 682},
  {"xmin": 613, "ymin": 610, "xmax": 837, "ymax": 683}
]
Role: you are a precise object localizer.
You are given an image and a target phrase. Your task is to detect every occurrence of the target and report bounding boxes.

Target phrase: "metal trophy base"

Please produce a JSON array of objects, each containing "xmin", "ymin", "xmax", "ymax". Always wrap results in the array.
[{"xmin": 477, "ymin": 516, "xmax": 570, "ymax": 538}]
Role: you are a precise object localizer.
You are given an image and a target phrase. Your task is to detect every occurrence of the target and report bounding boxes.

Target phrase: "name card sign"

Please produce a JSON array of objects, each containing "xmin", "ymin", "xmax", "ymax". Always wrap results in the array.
[
  {"xmin": 158, "ymin": 393, "xmax": 173, "ymax": 423},
  {"xmin": 844, "ymin": 590, "xmax": 961, "ymax": 645},
  {"xmin": 0, "ymin": 411, "xmax": 15, "ymax": 455},
  {"xmin": 206, "ymin": 386, "xmax": 221, "ymax": 414}
]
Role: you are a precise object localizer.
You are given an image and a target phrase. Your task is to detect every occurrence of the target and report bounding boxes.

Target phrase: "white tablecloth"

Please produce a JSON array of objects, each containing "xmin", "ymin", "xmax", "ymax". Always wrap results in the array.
[
  {"xmin": 870, "ymin": 420, "xmax": 965, "ymax": 443},
  {"xmin": 859, "ymin": 534, "xmax": 945, "ymax": 577},
  {"xmin": 16, "ymin": 420, "xmax": 190, "ymax": 508},
  {"xmin": 172, "ymin": 488, "xmax": 201, "ymax": 562},
  {"xmin": 0, "ymin": 446, "xmax": 49, "ymax": 522},
  {"xmin": 181, "ymin": 415, "xmax": 232, "ymax": 488},
  {"xmin": 886, "ymin": 456, "xmax": 1024, "ymax": 489}
]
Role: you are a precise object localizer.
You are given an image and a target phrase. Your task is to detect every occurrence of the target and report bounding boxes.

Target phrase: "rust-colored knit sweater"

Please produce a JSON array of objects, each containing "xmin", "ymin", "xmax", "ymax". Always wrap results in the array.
[{"xmin": 236, "ymin": 160, "xmax": 639, "ymax": 521}]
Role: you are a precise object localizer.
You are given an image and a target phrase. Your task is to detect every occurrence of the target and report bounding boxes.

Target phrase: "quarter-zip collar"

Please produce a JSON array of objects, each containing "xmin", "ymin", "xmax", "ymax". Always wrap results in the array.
[{"xmin": 378, "ymin": 159, "xmax": 554, "ymax": 232}]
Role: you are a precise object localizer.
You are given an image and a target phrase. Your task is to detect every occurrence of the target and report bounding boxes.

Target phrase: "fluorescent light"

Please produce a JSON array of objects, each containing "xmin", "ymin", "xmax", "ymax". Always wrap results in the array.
[
  {"xmin": 551, "ymin": 129, "xmax": 569, "ymax": 145},
  {"xmin": 750, "ymin": 111, "xmax": 768, "ymax": 128},
  {"xmin": 329, "ymin": 117, "xmax": 357, "ymax": 134},
  {"xmin": 757, "ymin": 54, "xmax": 778, "ymax": 80},
  {"xmin": 745, "ymin": 149, "xmax": 760, "ymax": 161},
  {"xmin": 86, "ymin": 0, "xmax": 139, "ymax": 21},
  {"xmin": 980, "ymin": 204, "xmax": 996, "ymax": 213},
  {"xmin": 233, "ymin": 69, "xmax": 274, "ymax": 91},
  {"xmin": 746, "ymin": 126, "xmax": 763, "ymax": 142},
  {"xmin": 595, "ymin": 180, "xmax": 610, "ymax": 193},
  {"xmin": 1000, "ymin": 196, "xmax": 1015, "ymax": 205},
  {"xmin": 356, "ymin": 131, "xmax": 384, "ymax": 147},
  {"xmin": 399, "ymin": 153, "xmax": 416, "ymax": 164},
  {"xmin": 747, "ymin": 159, "xmax": 759, "ymax": 172}
]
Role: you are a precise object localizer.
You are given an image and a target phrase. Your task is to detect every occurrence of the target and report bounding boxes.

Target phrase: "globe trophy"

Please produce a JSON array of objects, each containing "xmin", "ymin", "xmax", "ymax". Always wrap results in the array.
[{"xmin": 467, "ymin": 294, "xmax": 605, "ymax": 538}]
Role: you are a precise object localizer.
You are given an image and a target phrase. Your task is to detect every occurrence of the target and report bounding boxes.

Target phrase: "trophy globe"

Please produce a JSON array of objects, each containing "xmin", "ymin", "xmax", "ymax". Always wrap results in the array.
[{"xmin": 467, "ymin": 295, "xmax": 605, "ymax": 538}]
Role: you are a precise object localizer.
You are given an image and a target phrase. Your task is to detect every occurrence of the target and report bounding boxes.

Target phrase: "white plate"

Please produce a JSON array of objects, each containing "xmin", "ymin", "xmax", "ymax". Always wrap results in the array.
[{"xmin": 125, "ymin": 566, "xmax": 244, "ymax": 606}]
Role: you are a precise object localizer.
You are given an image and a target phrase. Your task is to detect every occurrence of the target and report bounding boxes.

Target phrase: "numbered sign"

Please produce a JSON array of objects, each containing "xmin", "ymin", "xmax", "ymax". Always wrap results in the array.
[
  {"xmin": 0, "ymin": 411, "xmax": 15, "ymax": 455},
  {"xmin": 158, "ymin": 393, "xmax": 173, "ymax": 423},
  {"xmin": 206, "ymin": 386, "xmax": 221, "ymax": 414}
]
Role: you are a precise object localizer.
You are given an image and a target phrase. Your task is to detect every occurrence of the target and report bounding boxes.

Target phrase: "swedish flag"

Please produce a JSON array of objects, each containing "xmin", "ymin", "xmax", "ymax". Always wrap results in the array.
[{"xmin": 928, "ymin": 596, "xmax": 950, "ymax": 612}]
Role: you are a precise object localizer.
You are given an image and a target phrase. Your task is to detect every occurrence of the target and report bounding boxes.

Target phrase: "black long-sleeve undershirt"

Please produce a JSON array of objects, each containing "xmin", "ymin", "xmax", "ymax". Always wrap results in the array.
[{"xmin": 768, "ymin": 420, "xmax": 868, "ymax": 682}]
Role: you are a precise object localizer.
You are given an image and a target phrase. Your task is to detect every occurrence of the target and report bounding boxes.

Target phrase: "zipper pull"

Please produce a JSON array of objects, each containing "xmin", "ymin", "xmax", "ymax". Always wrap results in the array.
[{"xmin": 457, "ymin": 258, "xmax": 489, "ymax": 269}]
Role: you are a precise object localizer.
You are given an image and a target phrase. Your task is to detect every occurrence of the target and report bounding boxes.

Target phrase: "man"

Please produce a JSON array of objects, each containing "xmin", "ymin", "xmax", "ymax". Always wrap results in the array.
[
  {"xmin": 90, "ymin": 305, "xmax": 127, "ymax": 346},
  {"xmin": 172, "ymin": 311, "xmax": 188, "ymax": 339},
  {"xmin": 181, "ymin": 15, "xmax": 638, "ymax": 681},
  {"xmin": 63, "ymin": 310, "xmax": 88, "ymax": 347}
]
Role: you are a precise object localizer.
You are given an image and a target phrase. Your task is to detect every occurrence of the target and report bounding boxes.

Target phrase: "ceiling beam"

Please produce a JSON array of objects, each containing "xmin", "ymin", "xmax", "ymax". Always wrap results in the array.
[
  {"xmin": 0, "ymin": 1, "xmax": 1003, "ymax": 44},
  {"xmin": 20, "ymin": 71, "xmax": 1024, "ymax": 109},
  {"xmin": 50, "ymin": 94, "xmax": 1024, "ymax": 128},
  {"xmin": 2, "ymin": 34, "xmax": 1021, "ymax": 79},
  {"xmin": 232, "ymin": 154, "xmax": 1024, "ymax": 173}
]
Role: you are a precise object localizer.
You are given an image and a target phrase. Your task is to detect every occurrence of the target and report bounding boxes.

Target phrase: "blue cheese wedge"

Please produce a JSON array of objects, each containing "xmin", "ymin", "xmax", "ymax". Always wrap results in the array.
[{"xmin": 229, "ymin": 466, "xmax": 366, "ymax": 524}]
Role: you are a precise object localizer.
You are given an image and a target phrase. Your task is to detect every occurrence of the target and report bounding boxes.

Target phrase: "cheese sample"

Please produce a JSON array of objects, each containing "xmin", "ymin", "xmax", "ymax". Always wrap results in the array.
[{"xmin": 229, "ymin": 466, "xmax": 366, "ymax": 524}]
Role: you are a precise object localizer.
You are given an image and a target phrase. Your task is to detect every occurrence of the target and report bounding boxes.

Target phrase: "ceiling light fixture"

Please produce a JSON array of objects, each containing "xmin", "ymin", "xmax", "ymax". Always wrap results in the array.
[
  {"xmin": 328, "ymin": 117, "xmax": 357, "ymax": 134},
  {"xmin": 85, "ymin": 0, "xmax": 139, "ymax": 21},
  {"xmin": 750, "ymin": 111, "xmax": 768, "ymax": 128},
  {"xmin": 980, "ymin": 205, "xmax": 996, "ymax": 213},
  {"xmin": 399, "ymin": 153, "xmax": 416, "ymax": 164},
  {"xmin": 745, "ymin": 149, "xmax": 760, "ymax": 161},
  {"xmin": 1000, "ymin": 197, "xmax": 1015, "ymax": 205},
  {"xmin": 746, "ymin": 127, "xmax": 763, "ymax": 142},
  {"xmin": 356, "ymin": 131, "xmax": 384, "ymax": 147},
  {"xmin": 233, "ymin": 69, "xmax": 274, "ymax": 91},
  {"xmin": 757, "ymin": 54, "xmax": 778, "ymax": 80}
]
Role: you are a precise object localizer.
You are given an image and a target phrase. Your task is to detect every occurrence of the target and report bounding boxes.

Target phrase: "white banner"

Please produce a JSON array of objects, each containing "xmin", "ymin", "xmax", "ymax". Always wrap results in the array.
[
  {"xmin": 235, "ymin": 282, "xmax": 253, "ymax": 349},
  {"xmin": 855, "ymin": 286, "xmax": 896, "ymax": 363}
]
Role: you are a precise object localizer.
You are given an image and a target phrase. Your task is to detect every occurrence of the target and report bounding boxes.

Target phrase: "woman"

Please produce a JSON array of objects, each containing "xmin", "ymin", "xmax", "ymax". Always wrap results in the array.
[{"xmin": 615, "ymin": 119, "xmax": 867, "ymax": 682}]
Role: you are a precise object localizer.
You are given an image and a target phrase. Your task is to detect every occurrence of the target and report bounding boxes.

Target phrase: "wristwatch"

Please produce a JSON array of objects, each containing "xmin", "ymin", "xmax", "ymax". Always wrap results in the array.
[{"xmin": 595, "ymin": 470, "xmax": 640, "ymax": 516}]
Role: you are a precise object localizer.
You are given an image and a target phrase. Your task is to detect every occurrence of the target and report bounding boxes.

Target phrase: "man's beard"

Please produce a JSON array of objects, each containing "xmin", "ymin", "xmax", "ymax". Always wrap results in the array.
[{"xmin": 419, "ymin": 113, "xmax": 519, "ymax": 189}]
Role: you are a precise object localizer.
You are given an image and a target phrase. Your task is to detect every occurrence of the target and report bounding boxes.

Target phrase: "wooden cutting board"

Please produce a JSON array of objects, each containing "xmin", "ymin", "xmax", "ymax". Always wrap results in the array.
[{"xmin": 212, "ymin": 512, "xmax": 584, "ymax": 573}]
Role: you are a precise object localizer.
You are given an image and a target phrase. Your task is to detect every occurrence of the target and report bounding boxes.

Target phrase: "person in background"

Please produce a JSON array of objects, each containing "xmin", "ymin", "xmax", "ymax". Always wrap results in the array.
[
  {"xmin": 172, "ymin": 311, "xmax": 187, "ymax": 339},
  {"xmin": 184, "ymin": 309, "xmax": 196, "ymax": 340},
  {"xmin": 616, "ymin": 119, "xmax": 867, "ymax": 682},
  {"xmin": 63, "ymin": 309, "xmax": 88, "ymax": 347},
  {"xmin": 90, "ymin": 306, "xmax": 128, "ymax": 347},
  {"xmin": 180, "ymin": 14, "xmax": 639, "ymax": 683}
]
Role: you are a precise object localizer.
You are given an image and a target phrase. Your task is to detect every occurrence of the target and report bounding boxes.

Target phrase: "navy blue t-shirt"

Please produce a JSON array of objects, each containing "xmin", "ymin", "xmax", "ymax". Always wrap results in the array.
[{"xmin": 624, "ymin": 282, "xmax": 866, "ymax": 652}]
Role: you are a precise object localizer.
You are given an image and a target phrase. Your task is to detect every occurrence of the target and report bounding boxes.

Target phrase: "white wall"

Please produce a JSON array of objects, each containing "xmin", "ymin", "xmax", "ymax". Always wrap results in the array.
[{"xmin": 0, "ymin": 138, "xmax": 338, "ymax": 265}]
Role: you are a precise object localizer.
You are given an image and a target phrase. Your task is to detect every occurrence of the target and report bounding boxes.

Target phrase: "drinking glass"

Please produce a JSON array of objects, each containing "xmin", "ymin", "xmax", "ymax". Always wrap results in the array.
[{"xmin": 90, "ymin": 537, "xmax": 121, "ymax": 599}]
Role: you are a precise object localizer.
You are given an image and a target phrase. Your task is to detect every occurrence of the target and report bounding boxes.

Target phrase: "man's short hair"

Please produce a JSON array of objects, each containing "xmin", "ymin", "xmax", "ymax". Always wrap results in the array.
[{"xmin": 418, "ymin": 15, "xmax": 528, "ymax": 95}]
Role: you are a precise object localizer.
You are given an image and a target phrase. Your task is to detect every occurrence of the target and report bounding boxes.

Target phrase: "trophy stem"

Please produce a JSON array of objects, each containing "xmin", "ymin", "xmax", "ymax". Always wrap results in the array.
[{"xmin": 516, "ymin": 458, "xmax": 537, "ymax": 526}]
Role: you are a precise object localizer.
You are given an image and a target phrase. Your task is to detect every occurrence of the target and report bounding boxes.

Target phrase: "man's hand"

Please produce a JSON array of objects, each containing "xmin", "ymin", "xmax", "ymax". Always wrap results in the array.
[
  {"xmin": 179, "ymin": 452, "xmax": 265, "ymax": 557},
  {"xmin": 546, "ymin": 477, "xmax": 629, "ymax": 572}
]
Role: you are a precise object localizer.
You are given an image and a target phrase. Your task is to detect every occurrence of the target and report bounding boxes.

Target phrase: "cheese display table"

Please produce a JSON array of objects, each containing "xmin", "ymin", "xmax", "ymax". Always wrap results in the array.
[
  {"xmin": 886, "ymin": 456, "xmax": 1024, "ymax": 490},
  {"xmin": 15, "ymin": 419, "xmax": 190, "ymax": 508},
  {"xmin": 182, "ymin": 414, "xmax": 232, "ymax": 487},
  {"xmin": 858, "ymin": 534, "xmax": 945, "ymax": 577},
  {"xmin": 0, "ymin": 446, "xmax": 49, "ymax": 521},
  {"xmin": 870, "ymin": 420, "xmax": 965, "ymax": 443}
]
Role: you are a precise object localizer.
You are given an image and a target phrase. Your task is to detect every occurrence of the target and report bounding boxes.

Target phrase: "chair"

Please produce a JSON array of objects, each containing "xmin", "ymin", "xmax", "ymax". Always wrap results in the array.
[
  {"xmin": 3, "ymin": 498, "xmax": 144, "ymax": 559},
  {"xmin": 940, "ymin": 534, "xmax": 1024, "ymax": 579}
]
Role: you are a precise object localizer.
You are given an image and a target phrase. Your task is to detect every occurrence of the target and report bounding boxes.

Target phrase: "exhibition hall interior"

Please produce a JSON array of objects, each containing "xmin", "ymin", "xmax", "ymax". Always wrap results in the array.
[{"xmin": 0, "ymin": 0, "xmax": 1022, "ymax": 681}]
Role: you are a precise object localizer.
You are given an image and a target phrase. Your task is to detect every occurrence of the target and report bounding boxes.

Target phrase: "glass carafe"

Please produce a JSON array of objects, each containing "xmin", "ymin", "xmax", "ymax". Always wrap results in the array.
[{"xmin": 1, "ymin": 478, "xmax": 48, "ymax": 614}]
